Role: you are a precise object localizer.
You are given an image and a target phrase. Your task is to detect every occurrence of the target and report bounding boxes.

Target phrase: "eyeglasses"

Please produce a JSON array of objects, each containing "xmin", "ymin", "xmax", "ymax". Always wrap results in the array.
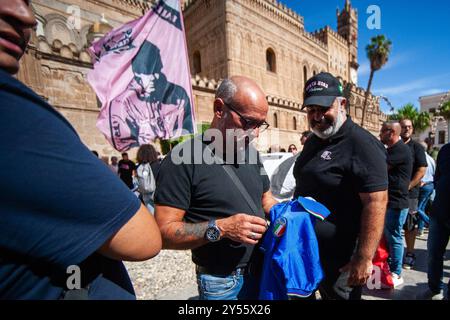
[{"xmin": 224, "ymin": 102, "xmax": 270, "ymax": 133}]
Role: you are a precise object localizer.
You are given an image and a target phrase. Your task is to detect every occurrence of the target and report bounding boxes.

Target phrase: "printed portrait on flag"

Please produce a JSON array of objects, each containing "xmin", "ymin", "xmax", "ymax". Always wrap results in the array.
[
  {"xmin": 88, "ymin": 0, "xmax": 196, "ymax": 152},
  {"xmin": 110, "ymin": 40, "xmax": 193, "ymax": 150}
]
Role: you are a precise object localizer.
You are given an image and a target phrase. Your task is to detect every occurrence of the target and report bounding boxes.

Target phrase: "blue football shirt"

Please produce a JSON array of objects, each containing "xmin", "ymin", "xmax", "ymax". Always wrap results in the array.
[{"xmin": 259, "ymin": 197, "xmax": 331, "ymax": 300}]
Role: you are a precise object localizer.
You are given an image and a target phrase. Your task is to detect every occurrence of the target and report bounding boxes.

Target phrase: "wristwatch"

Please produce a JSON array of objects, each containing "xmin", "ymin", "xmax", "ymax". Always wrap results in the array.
[{"xmin": 205, "ymin": 219, "xmax": 221, "ymax": 242}]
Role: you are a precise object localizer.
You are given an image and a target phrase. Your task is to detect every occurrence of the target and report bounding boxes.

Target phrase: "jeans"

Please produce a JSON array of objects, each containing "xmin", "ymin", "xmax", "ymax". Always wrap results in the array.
[
  {"xmin": 384, "ymin": 208, "xmax": 409, "ymax": 275},
  {"xmin": 427, "ymin": 216, "xmax": 450, "ymax": 294},
  {"xmin": 196, "ymin": 269, "xmax": 260, "ymax": 300},
  {"xmin": 417, "ymin": 183, "xmax": 434, "ymax": 231}
]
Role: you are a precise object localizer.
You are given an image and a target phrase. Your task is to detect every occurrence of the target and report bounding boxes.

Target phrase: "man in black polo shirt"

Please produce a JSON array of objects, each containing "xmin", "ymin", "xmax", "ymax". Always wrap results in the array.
[
  {"xmin": 293, "ymin": 72, "xmax": 388, "ymax": 300},
  {"xmin": 154, "ymin": 76, "xmax": 278, "ymax": 300},
  {"xmin": 118, "ymin": 152, "xmax": 137, "ymax": 189},
  {"xmin": 379, "ymin": 121, "xmax": 412, "ymax": 287},
  {"xmin": 400, "ymin": 119, "xmax": 427, "ymax": 269}
]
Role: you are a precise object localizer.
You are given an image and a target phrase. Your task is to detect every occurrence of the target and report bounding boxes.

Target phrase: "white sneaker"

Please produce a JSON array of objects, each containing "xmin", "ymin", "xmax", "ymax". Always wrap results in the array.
[
  {"xmin": 390, "ymin": 273, "xmax": 404, "ymax": 288},
  {"xmin": 417, "ymin": 289, "xmax": 445, "ymax": 300}
]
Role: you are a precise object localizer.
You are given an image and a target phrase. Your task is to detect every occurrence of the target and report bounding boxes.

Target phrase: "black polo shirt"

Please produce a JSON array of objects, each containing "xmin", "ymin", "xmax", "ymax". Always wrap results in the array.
[
  {"xmin": 293, "ymin": 117, "xmax": 388, "ymax": 259},
  {"xmin": 404, "ymin": 139, "xmax": 428, "ymax": 199},
  {"xmin": 387, "ymin": 139, "xmax": 413, "ymax": 209},
  {"xmin": 432, "ymin": 143, "xmax": 450, "ymax": 226},
  {"xmin": 154, "ymin": 135, "xmax": 270, "ymax": 270}
]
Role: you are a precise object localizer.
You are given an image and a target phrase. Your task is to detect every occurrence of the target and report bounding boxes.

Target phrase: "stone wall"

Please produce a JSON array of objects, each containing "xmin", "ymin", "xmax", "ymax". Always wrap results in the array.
[
  {"xmin": 16, "ymin": 0, "xmax": 384, "ymax": 158},
  {"xmin": 183, "ymin": 0, "xmax": 228, "ymax": 80},
  {"xmin": 223, "ymin": 0, "xmax": 329, "ymax": 102},
  {"xmin": 312, "ymin": 27, "xmax": 350, "ymax": 81}
]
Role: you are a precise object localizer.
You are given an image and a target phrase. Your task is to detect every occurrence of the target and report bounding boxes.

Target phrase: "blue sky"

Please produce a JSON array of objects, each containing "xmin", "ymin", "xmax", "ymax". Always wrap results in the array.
[{"xmin": 278, "ymin": 0, "xmax": 450, "ymax": 113}]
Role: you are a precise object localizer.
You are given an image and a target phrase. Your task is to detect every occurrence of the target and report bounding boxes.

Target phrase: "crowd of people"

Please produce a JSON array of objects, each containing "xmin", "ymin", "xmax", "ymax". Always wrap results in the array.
[{"xmin": 0, "ymin": 0, "xmax": 449, "ymax": 301}]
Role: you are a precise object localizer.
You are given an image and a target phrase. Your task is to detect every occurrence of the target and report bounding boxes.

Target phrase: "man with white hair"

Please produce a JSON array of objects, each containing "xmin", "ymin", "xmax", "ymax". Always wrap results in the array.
[{"xmin": 293, "ymin": 72, "xmax": 388, "ymax": 300}]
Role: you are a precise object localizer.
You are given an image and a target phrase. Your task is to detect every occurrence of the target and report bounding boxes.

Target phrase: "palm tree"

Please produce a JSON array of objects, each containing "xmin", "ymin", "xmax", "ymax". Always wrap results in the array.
[
  {"xmin": 438, "ymin": 100, "xmax": 450, "ymax": 143},
  {"xmin": 361, "ymin": 35, "xmax": 392, "ymax": 127},
  {"xmin": 388, "ymin": 103, "xmax": 431, "ymax": 134}
]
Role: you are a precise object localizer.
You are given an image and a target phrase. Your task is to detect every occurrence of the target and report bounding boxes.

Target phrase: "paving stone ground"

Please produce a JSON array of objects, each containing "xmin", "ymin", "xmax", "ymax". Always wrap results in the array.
[{"xmin": 153, "ymin": 230, "xmax": 450, "ymax": 300}]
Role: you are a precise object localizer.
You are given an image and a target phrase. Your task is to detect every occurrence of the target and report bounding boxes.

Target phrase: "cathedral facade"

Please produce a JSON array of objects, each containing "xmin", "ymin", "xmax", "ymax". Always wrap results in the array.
[{"xmin": 18, "ymin": 0, "xmax": 384, "ymax": 157}]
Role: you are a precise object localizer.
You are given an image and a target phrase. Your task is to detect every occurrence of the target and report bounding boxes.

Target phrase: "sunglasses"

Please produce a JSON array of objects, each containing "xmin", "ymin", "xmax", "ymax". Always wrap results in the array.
[{"xmin": 224, "ymin": 102, "xmax": 270, "ymax": 133}]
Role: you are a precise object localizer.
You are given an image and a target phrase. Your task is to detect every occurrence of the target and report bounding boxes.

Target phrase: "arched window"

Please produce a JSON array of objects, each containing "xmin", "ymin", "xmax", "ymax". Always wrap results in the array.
[
  {"xmin": 273, "ymin": 113, "xmax": 278, "ymax": 128},
  {"xmin": 293, "ymin": 117, "xmax": 297, "ymax": 131},
  {"xmin": 303, "ymin": 66, "xmax": 308, "ymax": 83},
  {"xmin": 193, "ymin": 51, "xmax": 201, "ymax": 74},
  {"xmin": 266, "ymin": 48, "xmax": 276, "ymax": 73},
  {"xmin": 313, "ymin": 70, "xmax": 317, "ymax": 76}
]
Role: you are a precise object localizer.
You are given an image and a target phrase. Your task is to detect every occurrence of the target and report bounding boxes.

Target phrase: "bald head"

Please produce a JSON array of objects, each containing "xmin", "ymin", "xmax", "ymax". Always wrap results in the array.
[
  {"xmin": 231, "ymin": 76, "xmax": 268, "ymax": 112},
  {"xmin": 216, "ymin": 76, "xmax": 268, "ymax": 114},
  {"xmin": 212, "ymin": 76, "xmax": 268, "ymax": 131},
  {"xmin": 380, "ymin": 121, "xmax": 402, "ymax": 146},
  {"xmin": 210, "ymin": 76, "xmax": 269, "ymax": 152},
  {"xmin": 386, "ymin": 121, "xmax": 401, "ymax": 136}
]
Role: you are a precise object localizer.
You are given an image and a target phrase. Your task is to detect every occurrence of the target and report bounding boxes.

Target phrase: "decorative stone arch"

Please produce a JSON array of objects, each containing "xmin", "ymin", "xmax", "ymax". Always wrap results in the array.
[
  {"xmin": 303, "ymin": 63, "xmax": 310, "ymax": 84},
  {"xmin": 233, "ymin": 30, "xmax": 243, "ymax": 60},
  {"xmin": 193, "ymin": 50, "xmax": 201, "ymax": 74},
  {"xmin": 44, "ymin": 13, "xmax": 81, "ymax": 50},
  {"xmin": 273, "ymin": 112, "xmax": 279, "ymax": 128},
  {"xmin": 356, "ymin": 97, "xmax": 362, "ymax": 107},
  {"xmin": 266, "ymin": 47, "xmax": 276, "ymax": 73},
  {"xmin": 244, "ymin": 32, "xmax": 253, "ymax": 45}
]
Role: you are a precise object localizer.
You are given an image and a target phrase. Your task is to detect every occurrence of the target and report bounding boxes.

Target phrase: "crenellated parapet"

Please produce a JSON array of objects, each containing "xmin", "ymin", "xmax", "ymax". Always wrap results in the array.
[
  {"xmin": 184, "ymin": 0, "xmax": 304, "ymax": 32},
  {"xmin": 191, "ymin": 75, "xmax": 219, "ymax": 91},
  {"xmin": 312, "ymin": 26, "xmax": 348, "ymax": 47},
  {"xmin": 259, "ymin": 0, "xmax": 305, "ymax": 25},
  {"xmin": 301, "ymin": 30, "xmax": 328, "ymax": 50},
  {"xmin": 266, "ymin": 94, "xmax": 303, "ymax": 110},
  {"xmin": 191, "ymin": 75, "xmax": 304, "ymax": 110}
]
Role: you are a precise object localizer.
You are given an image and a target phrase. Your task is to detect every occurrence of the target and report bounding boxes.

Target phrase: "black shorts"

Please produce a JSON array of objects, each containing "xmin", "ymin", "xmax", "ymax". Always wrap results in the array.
[{"xmin": 403, "ymin": 198, "xmax": 419, "ymax": 231}]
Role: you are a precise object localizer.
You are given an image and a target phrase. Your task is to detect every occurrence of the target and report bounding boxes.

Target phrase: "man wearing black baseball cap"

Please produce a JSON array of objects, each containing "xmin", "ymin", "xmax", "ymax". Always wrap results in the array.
[
  {"xmin": 303, "ymin": 72, "xmax": 345, "ymax": 108},
  {"xmin": 294, "ymin": 72, "xmax": 388, "ymax": 300}
]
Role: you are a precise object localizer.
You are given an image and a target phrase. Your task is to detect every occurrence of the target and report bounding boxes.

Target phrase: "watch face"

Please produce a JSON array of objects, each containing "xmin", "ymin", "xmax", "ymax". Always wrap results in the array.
[{"xmin": 206, "ymin": 227, "xmax": 220, "ymax": 242}]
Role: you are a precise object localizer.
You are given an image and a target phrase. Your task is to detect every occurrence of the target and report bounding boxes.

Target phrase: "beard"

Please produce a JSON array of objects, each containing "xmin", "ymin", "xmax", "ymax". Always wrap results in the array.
[{"xmin": 311, "ymin": 110, "xmax": 346, "ymax": 140}]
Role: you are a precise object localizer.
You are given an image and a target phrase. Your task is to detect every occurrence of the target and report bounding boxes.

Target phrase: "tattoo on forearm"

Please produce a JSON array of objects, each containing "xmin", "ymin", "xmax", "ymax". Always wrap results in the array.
[{"xmin": 174, "ymin": 222, "xmax": 208, "ymax": 239}]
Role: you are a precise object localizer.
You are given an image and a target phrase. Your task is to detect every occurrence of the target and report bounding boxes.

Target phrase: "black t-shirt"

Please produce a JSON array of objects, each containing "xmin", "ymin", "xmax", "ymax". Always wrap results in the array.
[
  {"xmin": 387, "ymin": 140, "xmax": 413, "ymax": 209},
  {"xmin": 432, "ymin": 143, "xmax": 450, "ymax": 226},
  {"xmin": 404, "ymin": 139, "xmax": 428, "ymax": 199},
  {"xmin": 150, "ymin": 161, "xmax": 161, "ymax": 178},
  {"xmin": 293, "ymin": 117, "xmax": 388, "ymax": 259},
  {"xmin": 154, "ymin": 135, "xmax": 270, "ymax": 270},
  {"xmin": 118, "ymin": 160, "xmax": 136, "ymax": 188}
]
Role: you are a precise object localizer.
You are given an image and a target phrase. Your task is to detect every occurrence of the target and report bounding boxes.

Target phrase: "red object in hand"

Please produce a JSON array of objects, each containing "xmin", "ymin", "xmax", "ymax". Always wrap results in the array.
[{"xmin": 371, "ymin": 236, "xmax": 394, "ymax": 289}]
